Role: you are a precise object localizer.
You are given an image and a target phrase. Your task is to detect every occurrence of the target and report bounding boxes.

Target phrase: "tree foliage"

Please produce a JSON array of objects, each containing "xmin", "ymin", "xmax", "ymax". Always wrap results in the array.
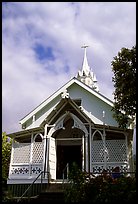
[
  {"xmin": 2, "ymin": 132, "xmax": 12, "ymax": 183},
  {"xmin": 111, "ymin": 45, "xmax": 136, "ymax": 128}
]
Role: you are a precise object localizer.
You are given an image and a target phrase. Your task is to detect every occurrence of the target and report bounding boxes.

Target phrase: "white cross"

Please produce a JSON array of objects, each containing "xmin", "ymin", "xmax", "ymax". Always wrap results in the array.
[{"xmin": 81, "ymin": 44, "xmax": 89, "ymax": 49}]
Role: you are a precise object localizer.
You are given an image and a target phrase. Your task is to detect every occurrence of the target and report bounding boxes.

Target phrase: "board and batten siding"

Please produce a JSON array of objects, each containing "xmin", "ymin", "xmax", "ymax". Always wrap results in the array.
[
  {"xmin": 68, "ymin": 83, "xmax": 118, "ymax": 127},
  {"xmin": 23, "ymin": 82, "xmax": 118, "ymax": 130}
]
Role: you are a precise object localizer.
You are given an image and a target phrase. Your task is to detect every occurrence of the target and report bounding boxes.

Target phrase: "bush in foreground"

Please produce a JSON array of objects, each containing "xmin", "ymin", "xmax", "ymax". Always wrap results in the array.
[{"xmin": 64, "ymin": 163, "xmax": 136, "ymax": 203}]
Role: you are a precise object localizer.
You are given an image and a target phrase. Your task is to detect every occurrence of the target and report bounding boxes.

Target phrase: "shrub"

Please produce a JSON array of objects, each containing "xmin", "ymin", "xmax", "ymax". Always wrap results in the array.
[{"xmin": 64, "ymin": 163, "xmax": 136, "ymax": 203}]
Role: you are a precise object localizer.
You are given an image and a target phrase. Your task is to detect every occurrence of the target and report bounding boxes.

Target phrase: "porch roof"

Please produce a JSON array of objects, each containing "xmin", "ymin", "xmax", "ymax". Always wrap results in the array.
[{"xmin": 7, "ymin": 127, "xmax": 44, "ymax": 139}]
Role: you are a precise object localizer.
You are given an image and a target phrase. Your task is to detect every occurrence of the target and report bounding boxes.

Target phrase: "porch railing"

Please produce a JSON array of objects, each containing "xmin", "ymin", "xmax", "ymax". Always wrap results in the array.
[{"xmin": 62, "ymin": 163, "xmax": 69, "ymax": 183}]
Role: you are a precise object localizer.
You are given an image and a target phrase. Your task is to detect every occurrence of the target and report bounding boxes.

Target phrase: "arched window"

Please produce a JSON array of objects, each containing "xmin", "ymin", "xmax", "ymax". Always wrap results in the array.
[
  {"xmin": 34, "ymin": 133, "xmax": 43, "ymax": 142},
  {"xmin": 92, "ymin": 130, "xmax": 103, "ymax": 141}
]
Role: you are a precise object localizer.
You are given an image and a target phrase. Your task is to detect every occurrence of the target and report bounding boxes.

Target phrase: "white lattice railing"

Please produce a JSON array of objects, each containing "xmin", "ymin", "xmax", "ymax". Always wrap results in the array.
[
  {"xmin": 9, "ymin": 142, "xmax": 44, "ymax": 179},
  {"xmin": 12, "ymin": 143, "xmax": 31, "ymax": 164},
  {"xmin": 91, "ymin": 139, "xmax": 128, "ymax": 173},
  {"xmin": 91, "ymin": 162, "xmax": 128, "ymax": 173},
  {"xmin": 10, "ymin": 164, "xmax": 30, "ymax": 178},
  {"xmin": 105, "ymin": 140, "xmax": 127, "ymax": 162},
  {"xmin": 9, "ymin": 164, "xmax": 43, "ymax": 179},
  {"xmin": 32, "ymin": 142, "xmax": 44, "ymax": 164},
  {"xmin": 91, "ymin": 140, "xmax": 127, "ymax": 163}
]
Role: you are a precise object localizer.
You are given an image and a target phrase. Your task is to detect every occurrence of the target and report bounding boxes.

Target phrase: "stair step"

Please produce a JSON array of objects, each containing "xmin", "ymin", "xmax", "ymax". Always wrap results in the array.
[
  {"xmin": 36, "ymin": 191, "xmax": 65, "ymax": 202},
  {"xmin": 45, "ymin": 183, "xmax": 64, "ymax": 192}
]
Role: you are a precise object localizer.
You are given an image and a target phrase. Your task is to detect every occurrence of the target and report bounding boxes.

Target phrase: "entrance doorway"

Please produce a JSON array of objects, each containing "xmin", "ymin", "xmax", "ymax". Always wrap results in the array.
[{"xmin": 56, "ymin": 145, "xmax": 82, "ymax": 179}]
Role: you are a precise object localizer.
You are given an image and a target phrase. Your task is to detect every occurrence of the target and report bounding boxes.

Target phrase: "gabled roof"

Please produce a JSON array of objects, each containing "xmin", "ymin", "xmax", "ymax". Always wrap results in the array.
[
  {"xmin": 40, "ymin": 97, "xmax": 94, "ymax": 127},
  {"xmin": 20, "ymin": 77, "xmax": 114, "ymax": 125}
]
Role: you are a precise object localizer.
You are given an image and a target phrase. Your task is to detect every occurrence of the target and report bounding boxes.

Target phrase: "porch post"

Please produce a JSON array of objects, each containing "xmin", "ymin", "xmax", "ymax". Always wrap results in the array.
[
  {"xmin": 9, "ymin": 138, "xmax": 14, "ymax": 179},
  {"xmin": 103, "ymin": 126, "xmax": 107, "ymax": 170},
  {"xmin": 82, "ymin": 135, "xmax": 85, "ymax": 171},
  {"xmin": 102, "ymin": 111, "xmax": 107, "ymax": 170},
  {"xmin": 43, "ymin": 124, "xmax": 48, "ymax": 178},
  {"xmin": 29, "ymin": 134, "xmax": 34, "ymax": 177},
  {"xmin": 125, "ymin": 132, "xmax": 130, "ymax": 172},
  {"xmin": 89, "ymin": 124, "xmax": 92, "ymax": 172},
  {"xmin": 85, "ymin": 133, "xmax": 88, "ymax": 172}
]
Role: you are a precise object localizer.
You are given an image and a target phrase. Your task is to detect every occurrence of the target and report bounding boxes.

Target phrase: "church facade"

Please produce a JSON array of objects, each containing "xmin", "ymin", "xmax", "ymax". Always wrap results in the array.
[{"xmin": 7, "ymin": 46, "xmax": 134, "ymax": 195}]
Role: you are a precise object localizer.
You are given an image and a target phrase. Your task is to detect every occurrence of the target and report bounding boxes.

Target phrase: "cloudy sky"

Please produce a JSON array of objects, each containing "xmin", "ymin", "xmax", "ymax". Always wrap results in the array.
[{"xmin": 2, "ymin": 2, "xmax": 136, "ymax": 137}]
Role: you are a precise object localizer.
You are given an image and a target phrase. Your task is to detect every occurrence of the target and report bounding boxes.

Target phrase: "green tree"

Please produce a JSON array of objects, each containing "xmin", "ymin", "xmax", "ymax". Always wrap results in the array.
[
  {"xmin": 111, "ymin": 45, "xmax": 136, "ymax": 128},
  {"xmin": 2, "ymin": 132, "xmax": 12, "ymax": 184}
]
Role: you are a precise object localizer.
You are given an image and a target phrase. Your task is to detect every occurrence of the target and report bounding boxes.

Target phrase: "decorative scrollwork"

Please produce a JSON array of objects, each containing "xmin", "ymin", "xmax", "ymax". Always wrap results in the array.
[{"xmin": 11, "ymin": 167, "xmax": 29, "ymax": 175}]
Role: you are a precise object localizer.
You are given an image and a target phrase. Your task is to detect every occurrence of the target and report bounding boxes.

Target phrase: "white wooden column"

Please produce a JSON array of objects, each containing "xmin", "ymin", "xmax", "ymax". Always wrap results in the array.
[
  {"xmin": 29, "ymin": 133, "xmax": 34, "ymax": 177},
  {"xmin": 9, "ymin": 138, "xmax": 14, "ymax": 179},
  {"xmin": 125, "ymin": 132, "xmax": 130, "ymax": 172},
  {"xmin": 43, "ymin": 124, "xmax": 48, "ymax": 178},
  {"xmin": 103, "ymin": 128, "xmax": 107, "ymax": 169},
  {"xmin": 82, "ymin": 135, "xmax": 85, "ymax": 171},
  {"xmin": 102, "ymin": 110, "xmax": 107, "ymax": 170},
  {"xmin": 85, "ymin": 133, "xmax": 89, "ymax": 172},
  {"xmin": 89, "ymin": 124, "xmax": 92, "ymax": 172}
]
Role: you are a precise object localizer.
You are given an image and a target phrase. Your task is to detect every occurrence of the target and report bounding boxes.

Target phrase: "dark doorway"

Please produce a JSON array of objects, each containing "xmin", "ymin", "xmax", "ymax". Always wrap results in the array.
[{"xmin": 56, "ymin": 145, "xmax": 82, "ymax": 179}]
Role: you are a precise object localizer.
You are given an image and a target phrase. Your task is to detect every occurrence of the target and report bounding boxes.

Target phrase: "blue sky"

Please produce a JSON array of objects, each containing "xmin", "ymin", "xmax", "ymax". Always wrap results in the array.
[{"xmin": 2, "ymin": 2, "xmax": 136, "ymax": 153}]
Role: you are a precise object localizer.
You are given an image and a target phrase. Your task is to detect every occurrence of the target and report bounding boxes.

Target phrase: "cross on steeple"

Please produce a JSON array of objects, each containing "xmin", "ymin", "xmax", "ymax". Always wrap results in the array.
[
  {"xmin": 77, "ymin": 44, "xmax": 99, "ymax": 92},
  {"xmin": 81, "ymin": 44, "xmax": 89, "ymax": 49}
]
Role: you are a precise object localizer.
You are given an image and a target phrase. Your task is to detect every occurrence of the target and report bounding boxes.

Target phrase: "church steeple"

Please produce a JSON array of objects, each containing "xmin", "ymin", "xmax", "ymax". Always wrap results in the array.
[
  {"xmin": 81, "ymin": 45, "xmax": 90, "ymax": 76},
  {"xmin": 77, "ymin": 44, "xmax": 99, "ymax": 92}
]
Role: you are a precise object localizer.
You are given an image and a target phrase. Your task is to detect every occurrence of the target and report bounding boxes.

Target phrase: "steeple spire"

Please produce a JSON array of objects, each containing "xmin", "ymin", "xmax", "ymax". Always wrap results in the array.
[
  {"xmin": 77, "ymin": 44, "xmax": 99, "ymax": 92},
  {"xmin": 81, "ymin": 44, "xmax": 90, "ymax": 76}
]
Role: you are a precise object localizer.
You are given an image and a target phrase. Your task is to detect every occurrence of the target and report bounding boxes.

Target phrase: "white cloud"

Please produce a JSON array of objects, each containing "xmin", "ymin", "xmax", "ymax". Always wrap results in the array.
[{"xmin": 2, "ymin": 2, "xmax": 136, "ymax": 133}]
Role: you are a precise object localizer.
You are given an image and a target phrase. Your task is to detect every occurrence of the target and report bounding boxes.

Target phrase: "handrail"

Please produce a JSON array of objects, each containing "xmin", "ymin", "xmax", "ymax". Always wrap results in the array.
[
  {"xmin": 17, "ymin": 170, "xmax": 45, "ymax": 202},
  {"xmin": 63, "ymin": 163, "xmax": 69, "ymax": 183}
]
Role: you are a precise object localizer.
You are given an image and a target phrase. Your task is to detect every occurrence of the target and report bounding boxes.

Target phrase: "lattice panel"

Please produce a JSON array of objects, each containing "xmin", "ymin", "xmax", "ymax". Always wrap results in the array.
[
  {"xmin": 91, "ymin": 141, "xmax": 104, "ymax": 162},
  {"xmin": 11, "ymin": 166, "xmax": 29, "ymax": 175},
  {"xmin": 91, "ymin": 139, "xmax": 127, "ymax": 163},
  {"xmin": 106, "ymin": 140, "xmax": 127, "ymax": 162},
  {"xmin": 12, "ymin": 143, "xmax": 31, "ymax": 163},
  {"xmin": 31, "ymin": 165, "xmax": 42, "ymax": 175},
  {"xmin": 32, "ymin": 142, "xmax": 44, "ymax": 164},
  {"xmin": 92, "ymin": 164, "xmax": 128, "ymax": 173}
]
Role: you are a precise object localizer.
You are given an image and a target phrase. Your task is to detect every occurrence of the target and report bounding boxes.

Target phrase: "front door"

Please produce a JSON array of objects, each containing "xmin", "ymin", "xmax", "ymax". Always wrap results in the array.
[{"xmin": 56, "ymin": 145, "xmax": 82, "ymax": 179}]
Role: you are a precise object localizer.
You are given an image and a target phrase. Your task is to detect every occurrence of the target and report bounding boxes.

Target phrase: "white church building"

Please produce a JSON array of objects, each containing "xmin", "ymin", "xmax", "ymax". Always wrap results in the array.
[{"xmin": 7, "ymin": 46, "xmax": 134, "ymax": 197}]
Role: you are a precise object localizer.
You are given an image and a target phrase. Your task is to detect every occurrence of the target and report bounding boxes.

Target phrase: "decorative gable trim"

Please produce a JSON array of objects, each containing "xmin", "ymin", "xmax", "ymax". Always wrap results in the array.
[
  {"xmin": 20, "ymin": 77, "xmax": 113, "ymax": 125},
  {"xmin": 40, "ymin": 97, "xmax": 92, "ymax": 127},
  {"xmin": 47, "ymin": 111, "xmax": 88, "ymax": 139}
]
